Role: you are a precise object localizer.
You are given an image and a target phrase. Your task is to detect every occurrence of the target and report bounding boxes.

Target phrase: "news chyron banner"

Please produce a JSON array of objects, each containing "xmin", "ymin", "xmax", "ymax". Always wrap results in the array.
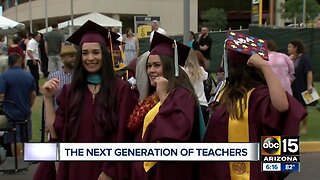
[
  {"xmin": 24, "ymin": 143, "xmax": 260, "ymax": 161},
  {"xmin": 261, "ymin": 136, "xmax": 300, "ymax": 172}
]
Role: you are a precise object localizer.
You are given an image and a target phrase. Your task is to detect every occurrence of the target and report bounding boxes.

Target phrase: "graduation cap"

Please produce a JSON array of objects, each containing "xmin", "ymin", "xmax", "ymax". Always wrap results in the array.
[
  {"xmin": 66, "ymin": 20, "xmax": 124, "ymax": 68},
  {"xmin": 226, "ymin": 31, "xmax": 268, "ymax": 60},
  {"xmin": 110, "ymin": 37, "xmax": 126, "ymax": 63},
  {"xmin": 223, "ymin": 31, "xmax": 268, "ymax": 78},
  {"xmin": 66, "ymin": 20, "xmax": 120, "ymax": 48},
  {"xmin": 150, "ymin": 31, "xmax": 190, "ymax": 76},
  {"xmin": 112, "ymin": 40, "xmax": 126, "ymax": 68}
]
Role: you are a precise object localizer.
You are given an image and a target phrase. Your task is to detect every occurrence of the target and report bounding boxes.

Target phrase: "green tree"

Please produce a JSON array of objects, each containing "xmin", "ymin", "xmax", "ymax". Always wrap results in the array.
[
  {"xmin": 201, "ymin": 8, "xmax": 228, "ymax": 31},
  {"xmin": 280, "ymin": 0, "xmax": 320, "ymax": 24}
]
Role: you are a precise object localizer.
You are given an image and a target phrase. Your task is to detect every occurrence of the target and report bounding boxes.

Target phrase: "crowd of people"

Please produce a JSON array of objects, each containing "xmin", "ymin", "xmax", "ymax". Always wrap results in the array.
[{"xmin": 0, "ymin": 18, "xmax": 316, "ymax": 179}]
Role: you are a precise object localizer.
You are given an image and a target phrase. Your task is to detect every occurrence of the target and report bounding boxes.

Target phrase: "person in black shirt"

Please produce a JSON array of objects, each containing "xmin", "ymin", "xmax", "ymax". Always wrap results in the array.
[
  {"xmin": 195, "ymin": 27, "xmax": 213, "ymax": 102},
  {"xmin": 196, "ymin": 27, "xmax": 212, "ymax": 71}
]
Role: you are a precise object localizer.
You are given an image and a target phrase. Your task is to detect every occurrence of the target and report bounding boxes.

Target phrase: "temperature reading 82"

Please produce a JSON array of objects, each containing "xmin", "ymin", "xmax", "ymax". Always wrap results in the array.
[{"xmin": 285, "ymin": 164, "xmax": 295, "ymax": 170}]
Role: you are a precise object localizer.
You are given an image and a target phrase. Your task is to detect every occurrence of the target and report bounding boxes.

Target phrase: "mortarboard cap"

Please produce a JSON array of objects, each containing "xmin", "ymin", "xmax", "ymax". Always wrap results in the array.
[
  {"xmin": 66, "ymin": 20, "xmax": 120, "ymax": 48},
  {"xmin": 111, "ymin": 39, "xmax": 125, "ymax": 51},
  {"xmin": 225, "ymin": 31, "xmax": 268, "ymax": 63},
  {"xmin": 150, "ymin": 32, "xmax": 190, "ymax": 66},
  {"xmin": 109, "ymin": 34, "xmax": 126, "ymax": 65},
  {"xmin": 222, "ymin": 31, "xmax": 268, "ymax": 79},
  {"xmin": 150, "ymin": 31, "xmax": 190, "ymax": 76},
  {"xmin": 66, "ymin": 20, "xmax": 124, "ymax": 68}
]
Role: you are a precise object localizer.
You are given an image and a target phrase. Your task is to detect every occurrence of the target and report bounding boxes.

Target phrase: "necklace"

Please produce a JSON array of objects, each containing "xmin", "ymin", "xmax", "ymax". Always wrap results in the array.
[{"xmin": 89, "ymin": 84, "xmax": 99, "ymax": 104}]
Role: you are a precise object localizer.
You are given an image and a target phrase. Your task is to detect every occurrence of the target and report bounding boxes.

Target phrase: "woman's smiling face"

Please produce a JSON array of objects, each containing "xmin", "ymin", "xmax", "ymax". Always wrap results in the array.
[
  {"xmin": 147, "ymin": 55, "xmax": 163, "ymax": 87},
  {"xmin": 81, "ymin": 42, "xmax": 103, "ymax": 74}
]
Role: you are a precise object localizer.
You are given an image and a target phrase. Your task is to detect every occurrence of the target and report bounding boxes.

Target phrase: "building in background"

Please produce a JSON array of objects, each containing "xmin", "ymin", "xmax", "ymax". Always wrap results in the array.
[
  {"xmin": 0, "ymin": 0, "xmax": 198, "ymax": 36},
  {"xmin": 2, "ymin": 0, "xmax": 319, "ymax": 35}
]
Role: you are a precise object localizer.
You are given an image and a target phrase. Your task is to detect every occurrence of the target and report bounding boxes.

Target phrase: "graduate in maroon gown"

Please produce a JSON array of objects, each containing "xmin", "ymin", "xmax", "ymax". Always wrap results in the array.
[
  {"xmin": 33, "ymin": 20, "xmax": 138, "ymax": 180},
  {"xmin": 199, "ymin": 32, "xmax": 307, "ymax": 180},
  {"xmin": 112, "ymin": 41, "xmax": 129, "ymax": 80},
  {"xmin": 128, "ymin": 32, "xmax": 201, "ymax": 180}
]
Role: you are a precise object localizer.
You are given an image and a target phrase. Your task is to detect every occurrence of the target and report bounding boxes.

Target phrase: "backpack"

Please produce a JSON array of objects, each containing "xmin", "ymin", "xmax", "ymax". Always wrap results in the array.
[{"xmin": 204, "ymin": 75, "xmax": 217, "ymax": 102}]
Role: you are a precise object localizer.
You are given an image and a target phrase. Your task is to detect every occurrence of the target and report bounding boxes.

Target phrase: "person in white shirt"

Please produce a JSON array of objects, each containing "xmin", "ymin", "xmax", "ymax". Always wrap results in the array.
[
  {"xmin": 184, "ymin": 49, "xmax": 209, "ymax": 124},
  {"xmin": 26, "ymin": 32, "xmax": 42, "ymax": 95},
  {"xmin": 149, "ymin": 20, "xmax": 166, "ymax": 43}
]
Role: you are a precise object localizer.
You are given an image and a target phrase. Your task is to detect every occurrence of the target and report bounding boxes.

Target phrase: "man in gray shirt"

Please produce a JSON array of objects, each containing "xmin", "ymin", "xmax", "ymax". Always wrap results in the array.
[{"xmin": 44, "ymin": 22, "xmax": 65, "ymax": 73}]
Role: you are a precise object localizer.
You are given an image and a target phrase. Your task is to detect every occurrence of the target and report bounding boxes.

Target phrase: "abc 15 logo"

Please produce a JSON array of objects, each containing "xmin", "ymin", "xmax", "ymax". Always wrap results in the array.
[{"xmin": 261, "ymin": 136, "xmax": 299, "ymax": 155}]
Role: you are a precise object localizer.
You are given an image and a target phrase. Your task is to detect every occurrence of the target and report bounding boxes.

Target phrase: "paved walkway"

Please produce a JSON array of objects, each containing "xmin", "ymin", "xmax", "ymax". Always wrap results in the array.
[
  {"xmin": 0, "ymin": 162, "xmax": 36, "ymax": 180},
  {"xmin": 1, "ymin": 153, "xmax": 319, "ymax": 179},
  {"xmin": 287, "ymin": 152, "xmax": 320, "ymax": 180}
]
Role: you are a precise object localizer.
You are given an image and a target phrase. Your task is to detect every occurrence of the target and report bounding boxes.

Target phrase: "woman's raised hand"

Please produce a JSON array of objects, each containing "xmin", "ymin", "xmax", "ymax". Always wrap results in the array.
[
  {"xmin": 154, "ymin": 76, "xmax": 169, "ymax": 103},
  {"xmin": 247, "ymin": 54, "xmax": 268, "ymax": 70},
  {"xmin": 43, "ymin": 78, "xmax": 60, "ymax": 98}
]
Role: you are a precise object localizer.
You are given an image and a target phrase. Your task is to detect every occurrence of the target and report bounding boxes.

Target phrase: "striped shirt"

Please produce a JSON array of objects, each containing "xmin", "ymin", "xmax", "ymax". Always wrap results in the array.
[{"xmin": 47, "ymin": 69, "xmax": 72, "ymax": 109}]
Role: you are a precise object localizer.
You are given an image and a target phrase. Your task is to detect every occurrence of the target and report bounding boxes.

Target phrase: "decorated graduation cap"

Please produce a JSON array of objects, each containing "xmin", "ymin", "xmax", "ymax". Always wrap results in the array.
[
  {"xmin": 150, "ymin": 31, "xmax": 190, "ymax": 76},
  {"xmin": 223, "ymin": 31, "xmax": 268, "ymax": 78}
]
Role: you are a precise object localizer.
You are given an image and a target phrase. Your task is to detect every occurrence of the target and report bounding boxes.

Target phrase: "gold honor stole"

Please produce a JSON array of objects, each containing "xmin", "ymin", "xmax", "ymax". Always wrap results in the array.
[
  {"xmin": 142, "ymin": 102, "xmax": 161, "ymax": 172},
  {"xmin": 228, "ymin": 89, "xmax": 254, "ymax": 180},
  {"xmin": 114, "ymin": 63, "xmax": 129, "ymax": 80}
]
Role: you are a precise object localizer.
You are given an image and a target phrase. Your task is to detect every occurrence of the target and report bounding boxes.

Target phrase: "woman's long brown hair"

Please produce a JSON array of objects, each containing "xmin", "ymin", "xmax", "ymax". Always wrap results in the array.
[
  {"xmin": 221, "ymin": 60, "xmax": 266, "ymax": 119},
  {"xmin": 146, "ymin": 55, "xmax": 198, "ymax": 103},
  {"xmin": 66, "ymin": 43, "xmax": 117, "ymax": 142}
]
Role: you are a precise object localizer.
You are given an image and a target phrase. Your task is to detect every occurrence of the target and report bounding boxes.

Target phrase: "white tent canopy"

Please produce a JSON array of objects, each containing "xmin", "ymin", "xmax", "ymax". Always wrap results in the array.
[
  {"xmin": 38, "ymin": 12, "xmax": 122, "ymax": 34},
  {"xmin": 0, "ymin": 16, "xmax": 25, "ymax": 34}
]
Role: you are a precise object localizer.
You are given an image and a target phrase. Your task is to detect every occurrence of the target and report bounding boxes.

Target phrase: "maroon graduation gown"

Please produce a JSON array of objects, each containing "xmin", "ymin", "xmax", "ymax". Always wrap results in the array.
[
  {"xmin": 199, "ymin": 85, "xmax": 307, "ymax": 180},
  {"xmin": 131, "ymin": 87, "xmax": 199, "ymax": 180},
  {"xmin": 33, "ymin": 78, "xmax": 138, "ymax": 180}
]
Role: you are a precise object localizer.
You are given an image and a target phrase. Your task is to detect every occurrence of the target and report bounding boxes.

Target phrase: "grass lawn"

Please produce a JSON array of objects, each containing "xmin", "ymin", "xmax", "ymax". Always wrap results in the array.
[
  {"xmin": 300, "ymin": 82, "xmax": 320, "ymax": 141},
  {"xmin": 30, "ymin": 78, "xmax": 46, "ymax": 142},
  {"xmin": 30, "ymin": 78, "xmax": 320, "ymax": 142}
]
